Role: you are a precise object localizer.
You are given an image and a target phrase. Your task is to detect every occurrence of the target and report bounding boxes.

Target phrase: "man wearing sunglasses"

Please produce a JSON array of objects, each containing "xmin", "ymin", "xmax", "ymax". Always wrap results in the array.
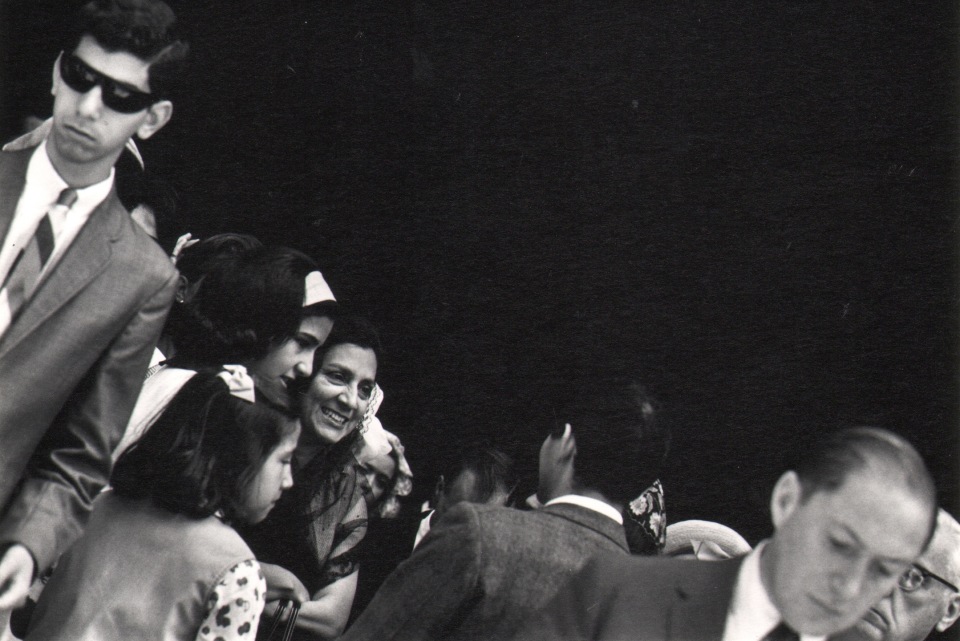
[
  {"xmin": 833, "ymin": 509, "xmax": 960, "ymax": 641},
  {"xmin": 0, "ymin": 0, "xmax": 187, "ymax": 615}
]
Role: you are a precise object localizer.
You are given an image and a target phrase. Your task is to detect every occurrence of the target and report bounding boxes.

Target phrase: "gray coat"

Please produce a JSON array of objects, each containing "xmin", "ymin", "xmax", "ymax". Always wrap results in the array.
[
  {"xmin": 343, "ymin": 501, "xmax": 630, "ymax": 641},
  {"xmin": 517, "ymin": 551, "xmax": 745, "ymax": 641},
  {"xmin": 0, "ymin": 146, "xmax": 177, "ymax": 572}
]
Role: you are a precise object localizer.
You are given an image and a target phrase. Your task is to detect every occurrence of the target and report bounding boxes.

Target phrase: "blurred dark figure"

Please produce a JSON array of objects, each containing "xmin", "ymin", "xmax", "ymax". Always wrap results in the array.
[
  {"xmin": 347, "ymin": 443, "xmax": 515, "ymax": 627},
  {"xmin": 342, "ymin": 376, "xmax": 668, "ymax": 641},
  {"xmin": 414, "ymin": 444, "xmax": 517, "ymax": 549}
]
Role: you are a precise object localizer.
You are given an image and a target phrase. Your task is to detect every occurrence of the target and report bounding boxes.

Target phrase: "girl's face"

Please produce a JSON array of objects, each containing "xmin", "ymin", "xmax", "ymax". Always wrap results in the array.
[
  {"xmin": 302, "ymin": 343, "xmax": 378, "ymax": 444},
  {"xmin": 357, "ymin": 451, "xmax": 397, "ymax": 509},
  {"xmin": 249, "ymin": 315, "xmax": 334, "ymax": 391},
  {"xmin": 238, "ymin": 421, "xmax": 300, "ymax": 523}
]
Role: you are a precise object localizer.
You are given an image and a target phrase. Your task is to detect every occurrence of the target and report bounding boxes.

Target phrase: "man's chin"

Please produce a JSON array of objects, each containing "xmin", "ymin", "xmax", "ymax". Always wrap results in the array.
[{"xmin": 836, "ymin": 614, "xmax": 886, "ymax": 641}]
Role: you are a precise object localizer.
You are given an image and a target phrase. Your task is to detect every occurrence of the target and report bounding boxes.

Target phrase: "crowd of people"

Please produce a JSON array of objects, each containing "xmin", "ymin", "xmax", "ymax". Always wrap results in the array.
[{"xmin": 0, "ymin": 1, "xmax": 957, "ymax": 640}]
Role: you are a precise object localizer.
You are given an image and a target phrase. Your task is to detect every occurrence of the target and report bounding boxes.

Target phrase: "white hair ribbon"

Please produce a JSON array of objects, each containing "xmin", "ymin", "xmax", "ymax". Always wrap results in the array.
[
  {"xmin": 303, "ymin": 271, "xmax": 336, "ymax": 306},
  {"xmin": 217, "ymin": 365, "xmax": 256, "ymax": 403}
]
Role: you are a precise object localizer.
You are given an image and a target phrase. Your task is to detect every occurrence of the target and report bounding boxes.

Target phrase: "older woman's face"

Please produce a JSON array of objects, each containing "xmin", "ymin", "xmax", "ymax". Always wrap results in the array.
[{"xmin": 302, "ymin": 343, "xmax": 377, "ymax": 444}]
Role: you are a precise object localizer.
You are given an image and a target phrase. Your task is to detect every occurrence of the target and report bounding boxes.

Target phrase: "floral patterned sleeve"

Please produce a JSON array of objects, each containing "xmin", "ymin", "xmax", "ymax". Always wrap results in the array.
[{"xmin": 197, "ymin": 559, "xmax": 267, "ymax": 641}]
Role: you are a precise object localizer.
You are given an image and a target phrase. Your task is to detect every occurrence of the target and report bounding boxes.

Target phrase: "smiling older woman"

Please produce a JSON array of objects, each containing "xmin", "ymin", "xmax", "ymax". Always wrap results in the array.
[{"xmin": 238, "ymin": 316, "xmax": 383, "ymax": 641}]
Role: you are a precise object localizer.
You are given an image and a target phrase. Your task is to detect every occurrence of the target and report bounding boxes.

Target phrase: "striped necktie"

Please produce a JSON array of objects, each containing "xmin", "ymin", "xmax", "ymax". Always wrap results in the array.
[{"xmin": 1, "ymin": 188, "xmax": 78, "ymax": 322}]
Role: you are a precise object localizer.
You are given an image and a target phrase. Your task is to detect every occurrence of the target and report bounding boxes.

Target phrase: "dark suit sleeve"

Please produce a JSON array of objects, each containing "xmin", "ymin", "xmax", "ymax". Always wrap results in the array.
[
  {"xmin": 0, "ymin": 269, "xmax": 177, "ymax": 571},
  {"xmin": 342, "ymin": 502, "xmax": 484, "ymax": 641}
]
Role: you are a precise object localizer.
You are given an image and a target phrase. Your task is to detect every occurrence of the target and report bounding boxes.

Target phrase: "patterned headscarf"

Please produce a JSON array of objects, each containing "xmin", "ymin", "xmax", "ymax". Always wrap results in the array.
[
  {"xmin": 622, "ymin": 479, "xmax": 666, "ymax": 555},
  {"xmin": 353, "ymin": 388, "xmax": 413, "ymax": 519}
]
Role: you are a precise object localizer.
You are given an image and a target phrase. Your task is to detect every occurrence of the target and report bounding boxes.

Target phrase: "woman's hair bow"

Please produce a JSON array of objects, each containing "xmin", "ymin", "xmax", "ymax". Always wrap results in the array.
[{"xmin": 217, "ymin": 365, "xmax": 256, "ymax": 403}]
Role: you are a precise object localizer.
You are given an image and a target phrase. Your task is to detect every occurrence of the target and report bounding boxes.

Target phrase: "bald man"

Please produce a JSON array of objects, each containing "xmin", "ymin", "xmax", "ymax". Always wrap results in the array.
[{"xmin": 833, "ymin": 509, "xmax": 960, "ymax": 641}]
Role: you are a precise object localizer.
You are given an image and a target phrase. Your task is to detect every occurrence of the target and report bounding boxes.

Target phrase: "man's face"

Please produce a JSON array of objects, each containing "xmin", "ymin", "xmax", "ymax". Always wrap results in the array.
[
  {"xmin": 833, "ymin": 533, "xmax": 960, "ymax": 641},
  {"xmin": 49, "ymin": 36, "xmax": 168, "ymax": 183},
  {"xmin": 763, "ymin": 468, "xmax": 932, "ymax": 636}
]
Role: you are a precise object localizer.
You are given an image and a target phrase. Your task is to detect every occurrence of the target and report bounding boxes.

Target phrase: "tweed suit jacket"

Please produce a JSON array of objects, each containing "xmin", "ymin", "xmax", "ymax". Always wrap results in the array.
[
  {"xmin": 342, "ymin": 500, "xmax": 630, "ymax": 641},
  {"xmin": 516, "ymin": 551, "xmax": 745, "ymax": 641},
  {"xmin": 0, "ymin": 145, "xmax": 178, "ymax": 572}
]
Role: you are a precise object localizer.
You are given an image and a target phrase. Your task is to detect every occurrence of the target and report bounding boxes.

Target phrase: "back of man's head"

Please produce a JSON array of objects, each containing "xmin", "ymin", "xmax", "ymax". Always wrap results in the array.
[
  {"xmin": 562, "ymin": 377, "xmax": 668, "ymax": 506},
  {"xmin": 67, "ymin": 0, "xmax": 189, "ymax": 98},
  {"xmin": 434, "ymin": 445, "xmax": 517, "ymax": 518}
]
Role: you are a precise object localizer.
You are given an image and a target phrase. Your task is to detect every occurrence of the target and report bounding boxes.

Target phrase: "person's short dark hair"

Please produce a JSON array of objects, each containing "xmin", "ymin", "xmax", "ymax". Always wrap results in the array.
[
  {"xmin": 111, "ymin": 371, "xmax": 296, "ymax": 521},
  {"xmin": 168, "ymin": 245, "xmax": 324, "ymax": 366},
  {"xmin": 443, "ymin": 444, "xmax": 517, "ymax": 505},
  {"xmin": 792, "ymin": 426, "xmax": 938, "ymax": 547},
  {"xmin": 67, "ymin": 0, "xmax": 189, "ymax": 98},
  {"xmin": 312, "ymin": 315, "xmax": 382, "ymax": 372},
  {"xmin": 562, "ymin": 377, "xmax": 669, "ymax": 505}
]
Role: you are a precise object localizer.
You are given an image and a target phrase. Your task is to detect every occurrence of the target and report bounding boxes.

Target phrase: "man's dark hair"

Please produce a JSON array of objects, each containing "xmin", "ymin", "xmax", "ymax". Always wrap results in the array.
[
  {"xmin": 793, "ymin": 426, "xmax": 938, "ymax": 547},
  {"xmin": 562, "ymin": 377, "xmax": 669, "ymax": 505},
  {"xmin": 443, "ymin": 444, "xmax": 517, "ymax": 505},
  {"xmin": 68, "ymin": 0, "xmax": 189, "ymax": 98},
  {"xmin": 168, "ymin": 245, "xmax": 327, "ymax": 366},
  {"xmin": 112, "ymin": 372, "xmax": 296, "ymax": 521}
]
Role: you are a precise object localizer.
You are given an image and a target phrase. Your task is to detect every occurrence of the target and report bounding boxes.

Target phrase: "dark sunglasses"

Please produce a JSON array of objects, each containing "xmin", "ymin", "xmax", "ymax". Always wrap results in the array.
[
  {"xmin": 899, "ymin": 564, "xmax": 959, "ymax": 593},
  {"xmin": 59, "ymin": 52, "xmax": 156, "ymax": 114}
]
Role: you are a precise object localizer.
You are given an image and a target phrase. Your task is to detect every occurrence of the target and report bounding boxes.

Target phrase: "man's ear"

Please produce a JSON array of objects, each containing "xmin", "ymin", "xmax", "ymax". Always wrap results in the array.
[
  {"xmin": 559, "ymin": 423, "xmax": 576, "ymax": 463},
  {"xmin": 136, "ymin": 100, "xmax": 173, "ymax": 140},
  {"xmin": 51, "ymin": 52, "xmax": 63, "ymax": 96},
  {"xmin": 936, "ymin": 593, "xmax": 960, "ymax": 632},
  {"xmin": 434, "ymin": 475, "xmax": 445, "ymax": 499},
  {"xmin": 770, "ymin": 470, "xmax": 802, "ymax": 530}
]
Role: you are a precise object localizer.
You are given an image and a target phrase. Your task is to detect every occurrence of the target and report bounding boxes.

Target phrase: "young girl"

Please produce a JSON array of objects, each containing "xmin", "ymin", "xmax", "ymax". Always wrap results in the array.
[{"xmin": 26, "ymin": 370, "xmax": 300, "ymax": 641}]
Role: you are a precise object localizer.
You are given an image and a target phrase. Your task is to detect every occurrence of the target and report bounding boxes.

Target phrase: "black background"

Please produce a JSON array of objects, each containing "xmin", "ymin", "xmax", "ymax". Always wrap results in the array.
[{"xmin": 2, "ymin": 0, "xmax": 958, "ymax": 617}]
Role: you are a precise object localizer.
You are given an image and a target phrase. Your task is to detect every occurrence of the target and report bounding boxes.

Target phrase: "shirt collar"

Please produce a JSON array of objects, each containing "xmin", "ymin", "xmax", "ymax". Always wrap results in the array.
[
  {"xmin": 544, "ymin": 494, "xmax": 623, "ymax": 525},
  {"xmin": 28, "ymin": 139, "xmax": 115, "ymax": 213},
  {"xmin": 723, "ymin": 541, "xmax": 826, "ymax": 641}
]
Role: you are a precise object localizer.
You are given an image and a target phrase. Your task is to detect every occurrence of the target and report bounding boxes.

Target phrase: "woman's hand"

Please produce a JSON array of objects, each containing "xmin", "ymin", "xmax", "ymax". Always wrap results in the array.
[{"xmin": 260, "ymin": 562, "xmax": 310, "ymax": 604}]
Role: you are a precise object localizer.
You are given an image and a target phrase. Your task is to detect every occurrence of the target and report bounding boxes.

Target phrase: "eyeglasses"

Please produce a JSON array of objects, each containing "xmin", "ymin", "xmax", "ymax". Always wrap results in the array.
[
  {"xmin": 59, "ymin": 52, "xmax": 156, "ymax": 114},
  {"xmin": 898, "ymin": 564, "xmax": 959, "ymax": 593}
]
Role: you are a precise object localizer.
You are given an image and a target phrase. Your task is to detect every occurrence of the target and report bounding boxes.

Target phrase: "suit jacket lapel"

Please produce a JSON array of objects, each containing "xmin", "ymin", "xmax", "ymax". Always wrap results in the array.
[
  {"xmin": 666, "ymin": 557, "xmax": 744, "ymax": 641},
  {"xmin": 0, "ymin": 191, "xmax": 122, "ymax": 359},
  {"xmin": 0, "ymin": 149, "xmax": 31, "ymax": 248}
]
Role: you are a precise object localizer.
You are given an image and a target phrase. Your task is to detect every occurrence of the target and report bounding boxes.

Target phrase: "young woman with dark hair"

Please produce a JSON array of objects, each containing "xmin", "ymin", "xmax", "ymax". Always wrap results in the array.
[
  {"xmin": 114, "ymin": 244, "xmax": 337, "ymax": 458},
  {"xmin": 26, "ymin": 371, "xmax": 300, "ymax": 641}
]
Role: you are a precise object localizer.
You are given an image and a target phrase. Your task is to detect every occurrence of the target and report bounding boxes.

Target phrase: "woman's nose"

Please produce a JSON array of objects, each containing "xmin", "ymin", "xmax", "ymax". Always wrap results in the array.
[{"xmin": 293, "ymin": 353, "xmax": 313, "ymax": 378}]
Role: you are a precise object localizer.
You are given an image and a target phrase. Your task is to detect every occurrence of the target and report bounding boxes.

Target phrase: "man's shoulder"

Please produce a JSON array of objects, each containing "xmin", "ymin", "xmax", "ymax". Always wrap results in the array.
[
  {"xmin": 438, "ymin": 502, "xmax": 626, "ymax": 565},
  {"xmin": 585, "ymin": 549, "xmax": 744, "ymax": 597},
  {"xmin": 99, "ymin": 193, "xmax": 176, "ymax": 282},
  {"xmin": 0, "ymin": 145, "xmax": 33, "ymax": 181}
]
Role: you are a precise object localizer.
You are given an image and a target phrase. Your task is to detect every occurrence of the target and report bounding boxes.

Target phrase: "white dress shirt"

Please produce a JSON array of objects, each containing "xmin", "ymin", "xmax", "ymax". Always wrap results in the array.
[
  {"xmin": 0, "ymin": 140, "xmax": 114, "ymax": 335},
  {"xmin": 544, "ymin": 494, "xmax": 623, "ymax": 524},
  {"xmin": 722, "ymin": 541, "xmax": 826, "ymax": 641}
]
